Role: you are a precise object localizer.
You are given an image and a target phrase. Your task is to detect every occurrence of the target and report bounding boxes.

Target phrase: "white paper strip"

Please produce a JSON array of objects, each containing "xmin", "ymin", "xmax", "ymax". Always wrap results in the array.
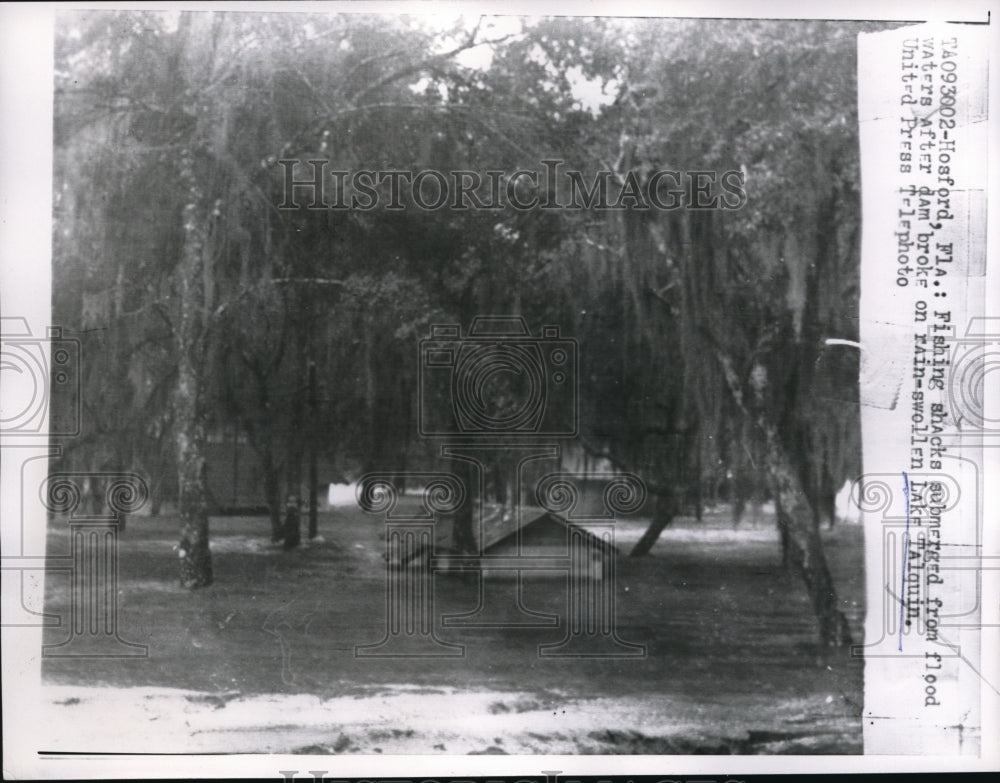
[{"xmin": 858, "ymin": 21, "xmax": 989, "ymax": 755}]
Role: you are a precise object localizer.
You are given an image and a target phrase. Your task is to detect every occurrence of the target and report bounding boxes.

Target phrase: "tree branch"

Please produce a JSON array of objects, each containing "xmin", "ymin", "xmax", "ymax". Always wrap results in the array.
[{"xmin": 579, "ymin": 436, "xmax": 674, "ymax": 499}]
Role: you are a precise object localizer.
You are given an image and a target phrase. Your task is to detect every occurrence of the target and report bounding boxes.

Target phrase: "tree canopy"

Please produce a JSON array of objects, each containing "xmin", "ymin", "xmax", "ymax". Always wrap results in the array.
[{"xmin": 52, "ymin": 11, "xmax": 881, "ymax": 642}]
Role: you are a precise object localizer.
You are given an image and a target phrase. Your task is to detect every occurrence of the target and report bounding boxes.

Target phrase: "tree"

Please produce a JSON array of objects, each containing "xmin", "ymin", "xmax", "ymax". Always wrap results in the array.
[
  {"xmin": 586, "ymin": 18, "xmax": 867, "ymax": 644},
  {"xmin": 54, "ymin": 10, "xmax": 523, "ymax": 563},
  {"xmin": 52, "ymin": 11, "xmax": 869, "ymax": 643}
]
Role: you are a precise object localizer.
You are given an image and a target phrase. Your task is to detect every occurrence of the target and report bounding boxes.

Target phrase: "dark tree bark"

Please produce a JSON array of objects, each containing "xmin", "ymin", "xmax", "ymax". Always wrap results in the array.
[
  {"xmin": 283, "ymin": 496, "xmax": 301, "ymax": 550},
  {"xmin": 174, "ymin": 195, "xmax": 213, "ymax": 589},
  {"xmin": 578, "ymin": 436, "xmax": 680, "ymax": 558},
  {"xmin": 629, "ymin": 494, "xmax": 675, "ymax": 557},
  {"xmin": 263, "ymin": 456, "xmax": 284, "ymax": 542},
  {"xmin": 714, "ymin": 350, "xmax": 852, "ymax": 646},
  {"xmin": 307, "ymin": 361, "xmax": 318, "ymax": 539},
  {"xmin": 769, "ymin": 442, "xmax": 851, "ymax": 645},
  {"xmin": 233, "ymin": 359, "xmax": 286, "ymax": 542},
  {"xmin": 284, "ymin": 396, "xmax": 304, "ymax": 549},
  {"xmin": 449, "ymin": 455, "xmax": 478, "ymax": 555}
]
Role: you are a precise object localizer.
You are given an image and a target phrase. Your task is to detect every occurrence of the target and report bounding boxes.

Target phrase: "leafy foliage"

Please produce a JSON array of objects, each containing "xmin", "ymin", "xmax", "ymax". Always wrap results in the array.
[{"xmin": 53, "ymin": 11, "xmax": 877, "ymax": 611}]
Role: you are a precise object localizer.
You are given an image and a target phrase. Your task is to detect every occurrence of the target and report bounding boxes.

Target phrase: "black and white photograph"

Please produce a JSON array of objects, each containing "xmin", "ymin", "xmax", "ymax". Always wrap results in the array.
[{"xmin": 1, "ymin": 1, "xmax": 997, "ymax": 778}]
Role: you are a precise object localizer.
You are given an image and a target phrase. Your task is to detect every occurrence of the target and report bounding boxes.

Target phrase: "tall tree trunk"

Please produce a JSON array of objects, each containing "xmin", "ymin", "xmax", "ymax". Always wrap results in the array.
[
  {"xmin": 175, "ymin": 193, "xmax": 213, "ymax": 589},
  {"xmin": 449, "ymin": 455, "xmax": 478, "ymax": 555},
  {"xmin": 629, "ymin": 493, "xmax": 675, "ymax": 557},
  {"xmin": 284, "ymin": 424, "xmax": 303, "ymax": 550},
  {"xmin": 692, "ymin": 439, "xmax": 703, "ymax": 522},
  {"xmin": 240, "ymin": 360, "xmax": 285, "ymax": 541},
  {"xmin": 283, "ymin": 318, "xmax": 307, "ymax": 549},
  {"xmin": 307, "ymin": 361, "xmax": 318, "ymax": 539},
  {"xmin": 261, "ymin": 449, "xmax": 283, "ymax": 542},
  {"xmin": 714, "ymin": 350, "xmax": 851, "ymax": 646},
  {"xmin": 769, "ymin": 439, "xmax": 850, "ymax": 646}
]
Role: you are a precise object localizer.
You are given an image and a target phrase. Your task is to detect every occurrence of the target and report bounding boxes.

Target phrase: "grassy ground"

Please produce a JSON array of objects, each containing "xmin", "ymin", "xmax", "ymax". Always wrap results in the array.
[{"xmin": 40, "ymin": 504, "xmax": 865, "ymax": 754}]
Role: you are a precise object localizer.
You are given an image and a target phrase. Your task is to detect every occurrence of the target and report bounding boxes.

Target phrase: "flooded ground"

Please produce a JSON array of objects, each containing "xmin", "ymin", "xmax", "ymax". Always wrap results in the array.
[{"xmin": 40, "ymin": 506, "xmax": 864, "ymax": 754}]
